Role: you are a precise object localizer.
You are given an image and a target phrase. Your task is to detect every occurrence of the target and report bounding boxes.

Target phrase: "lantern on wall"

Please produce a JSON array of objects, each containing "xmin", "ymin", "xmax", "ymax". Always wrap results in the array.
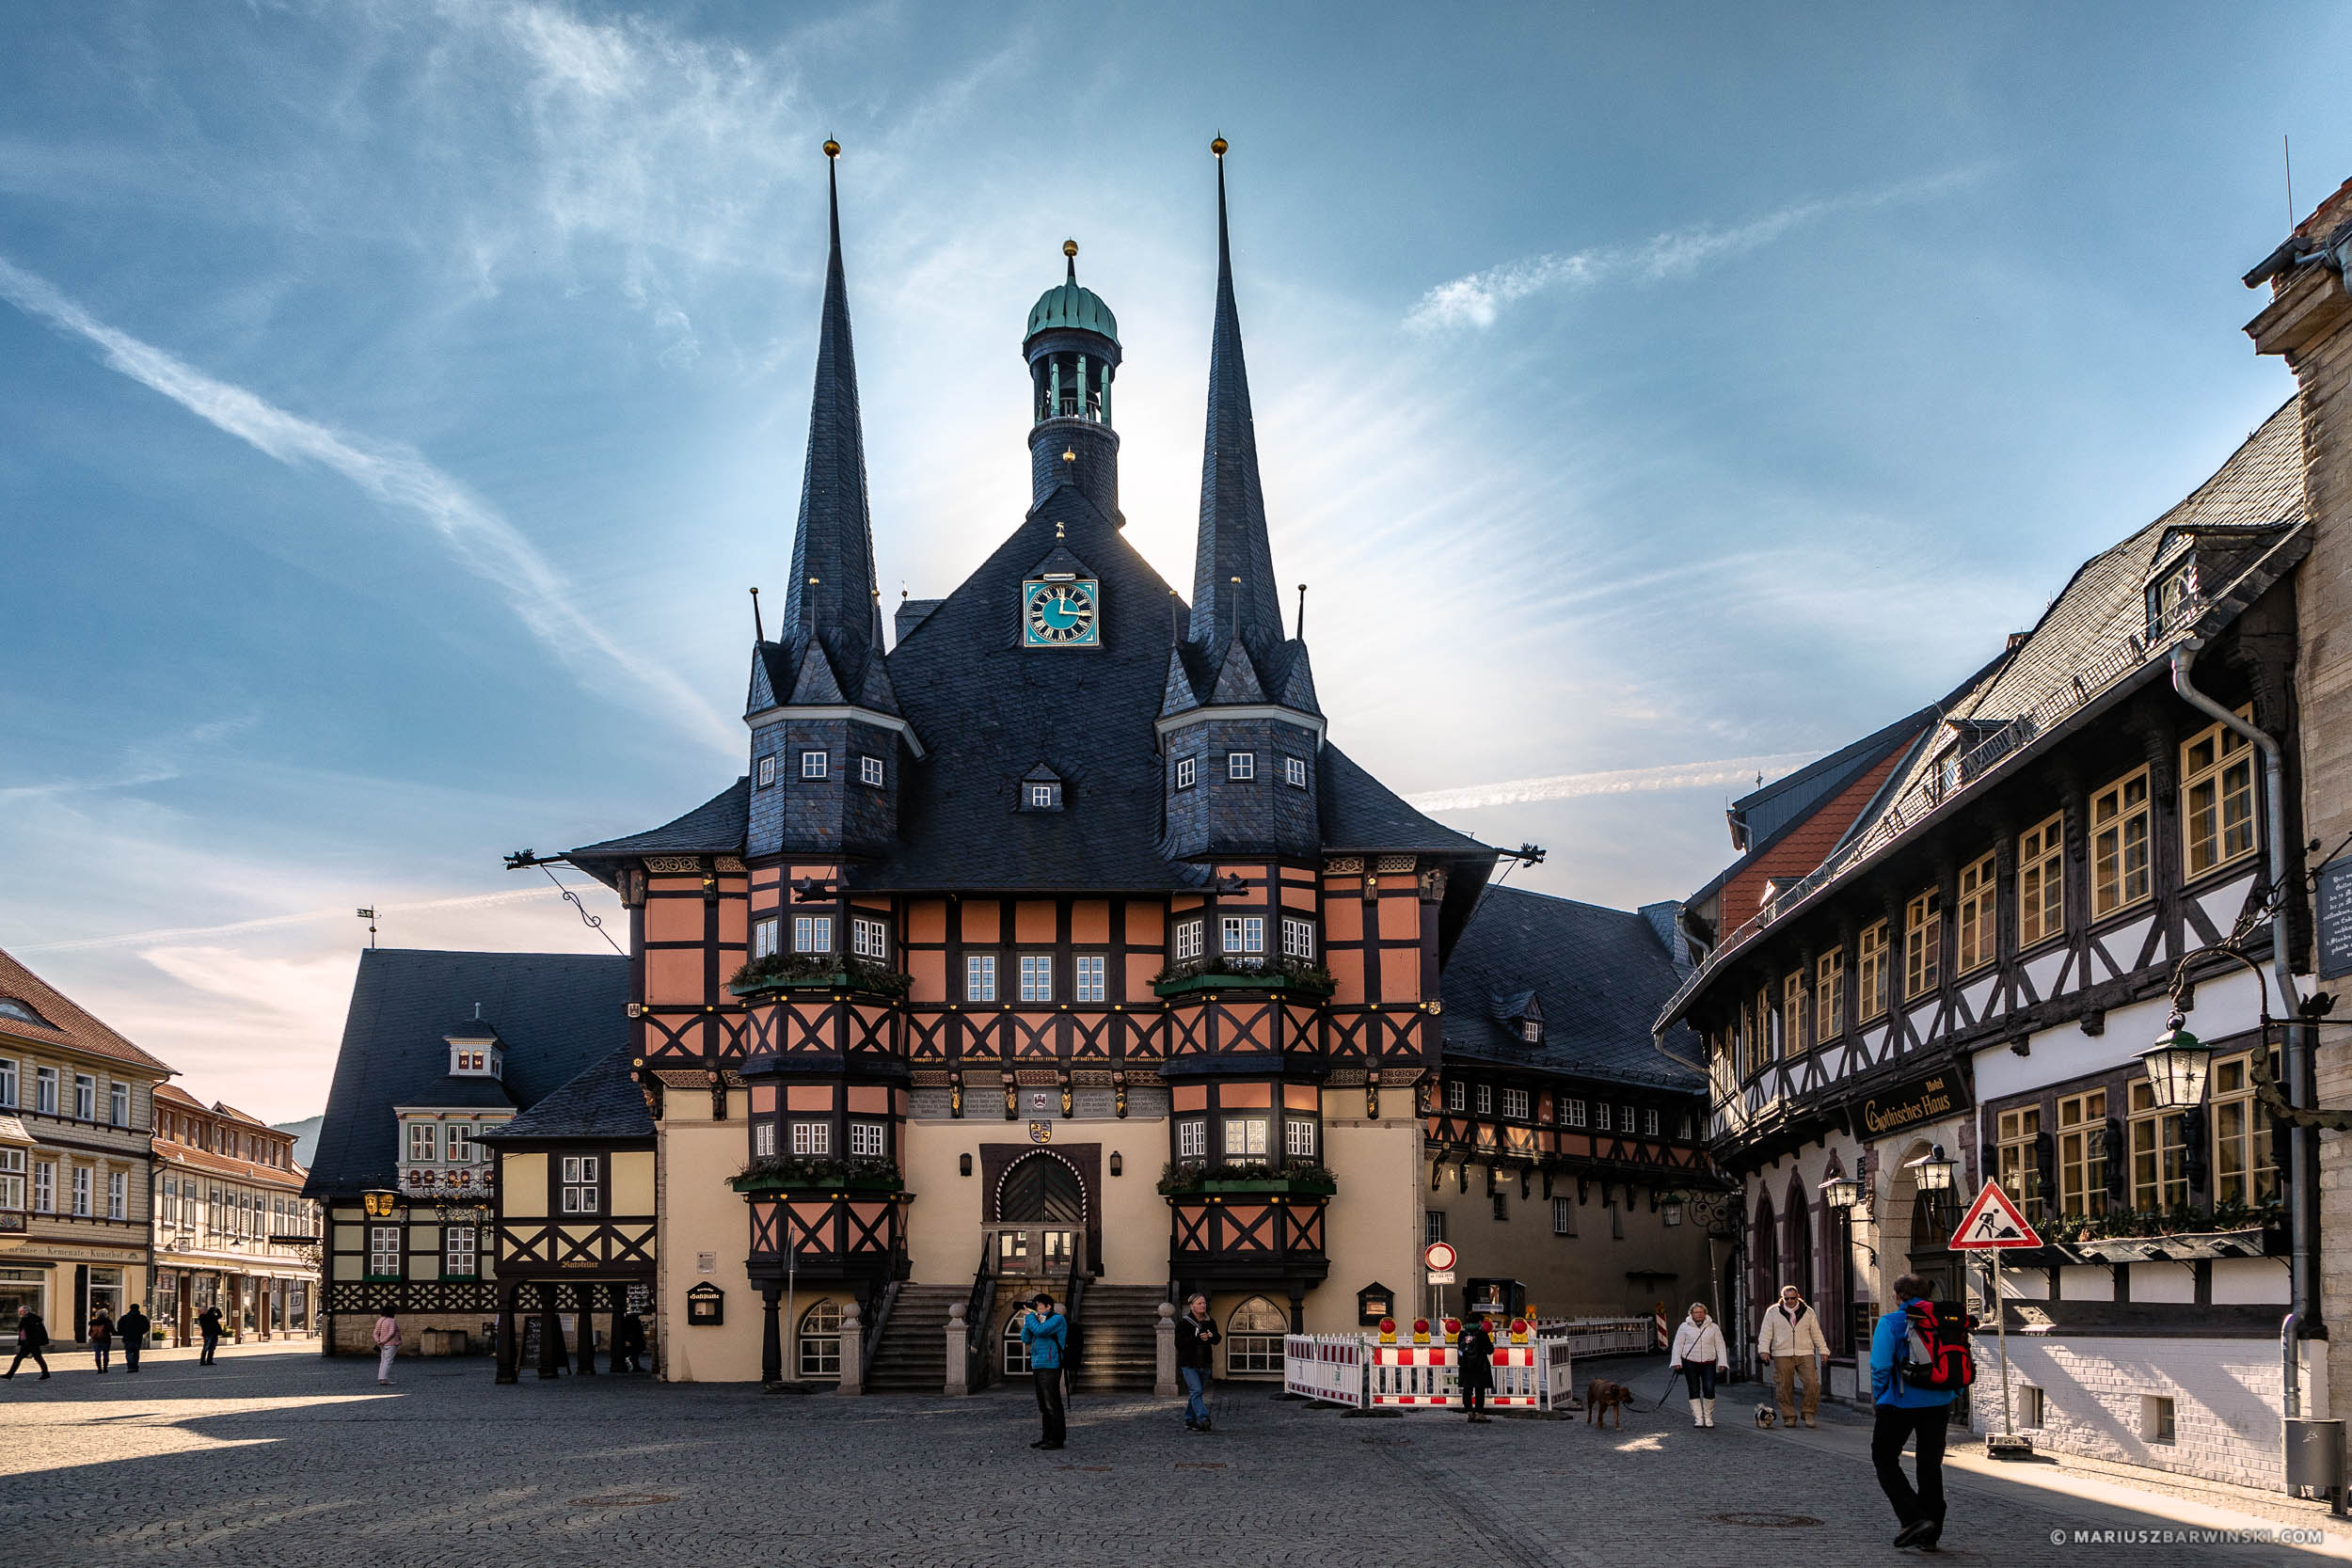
[
  {"xmin": 1905, "ymin": 1145, "xmax": 1956, "ymax": 1193},
  {"xmin": 2137, "ymin": 1012, "xmax": 2216, "ymax": 1111},
  {"xmin": 1820, "ymin": 1172, "xmax": 1865, "ymax": 1212},
  {"xmin": 1659, "ymin": 1191, "xmax": 1685, "ymax": 1227}
]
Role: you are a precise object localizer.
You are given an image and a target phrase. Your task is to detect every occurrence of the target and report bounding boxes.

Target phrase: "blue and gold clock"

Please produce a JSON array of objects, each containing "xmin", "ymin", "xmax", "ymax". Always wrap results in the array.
[{"xmin": 1022, "ymin": 576, "xmax": 1100, "ymax": 647}]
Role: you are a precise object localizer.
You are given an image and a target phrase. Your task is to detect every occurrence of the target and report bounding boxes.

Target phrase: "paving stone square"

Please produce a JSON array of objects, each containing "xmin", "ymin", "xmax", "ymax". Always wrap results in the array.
[{"xmin": 5, "ymin": 1346, "xmax": 2350, "ymax": 1567}]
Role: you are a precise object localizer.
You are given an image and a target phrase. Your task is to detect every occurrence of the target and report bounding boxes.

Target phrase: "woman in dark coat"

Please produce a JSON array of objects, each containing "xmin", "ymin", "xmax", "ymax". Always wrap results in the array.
[{"xmin": 1457, "ymin": 1316, "xmax": 1497, "ymax": 1423}]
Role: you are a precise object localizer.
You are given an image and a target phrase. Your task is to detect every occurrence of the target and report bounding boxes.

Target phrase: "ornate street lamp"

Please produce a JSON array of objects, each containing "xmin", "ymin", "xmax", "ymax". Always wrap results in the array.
[
  {"xmin": 1660, "ymin": 1191, "xmax": 1685, "ymax": 1227},
  {"xmin": 2137, "ymin": 1012, "xmax": 2216, "ymax": 1111},
  {"xmin": 1905, "ymin": 1145, "xmax": 1956, "ymax": 1194},
  {"xmin": 1820, "ymin": 1172, "xmax": 1865, "ymax": 1212}
]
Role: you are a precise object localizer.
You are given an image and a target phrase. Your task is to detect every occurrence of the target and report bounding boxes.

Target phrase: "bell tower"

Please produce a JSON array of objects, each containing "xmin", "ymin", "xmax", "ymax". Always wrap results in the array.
[{"xmin": 1023, "ymin": 241, "xmax": 1123, "ymax": 522}]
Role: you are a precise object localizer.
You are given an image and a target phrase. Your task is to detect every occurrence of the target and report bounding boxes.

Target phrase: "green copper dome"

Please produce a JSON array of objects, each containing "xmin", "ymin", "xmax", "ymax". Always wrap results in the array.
[{"xmin": 1025, "ymin": 278, "xmax": 1119, "ymax": 344}]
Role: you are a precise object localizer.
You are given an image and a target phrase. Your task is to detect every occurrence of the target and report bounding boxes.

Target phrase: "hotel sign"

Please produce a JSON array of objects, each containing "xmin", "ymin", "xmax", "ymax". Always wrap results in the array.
[{"xmin": 1856, "ymin": 1068, "xmax": 1968, "ymax": 1139}]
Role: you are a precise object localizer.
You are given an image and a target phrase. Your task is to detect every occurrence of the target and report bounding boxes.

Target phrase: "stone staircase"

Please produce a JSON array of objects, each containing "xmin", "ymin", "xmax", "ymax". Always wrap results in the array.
[
  {"xmin": 863, "ymin": 1283, "xmax": 966, "ymax": 1394},
  {"xmin": 1069, "ymin": 1285, "xmax": 1166, "ymax": 1395}
]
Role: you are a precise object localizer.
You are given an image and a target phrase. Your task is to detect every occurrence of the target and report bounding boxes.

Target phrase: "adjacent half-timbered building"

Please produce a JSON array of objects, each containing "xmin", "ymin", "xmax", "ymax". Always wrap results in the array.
[
  {"xmin": 304, "ymin": 949, "xmax": 628, "ymax": 1356},
  {"xmin": 532, "ymin": 142, "xmax": 1706, "ymax": 1387},
  {"xmin": 1657, "ymin": 400, "xmax": 2315, "ymax": 1487}
]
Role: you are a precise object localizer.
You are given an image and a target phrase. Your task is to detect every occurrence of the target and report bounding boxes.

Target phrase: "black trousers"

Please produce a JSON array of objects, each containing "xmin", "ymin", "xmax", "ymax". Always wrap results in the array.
[
  {"xmin": 199, "ymin": 1335, "xmax": 218, "ymax": 1365},
  {"xmin": 122, "ymin": 1338, "xmax": 140, "ymax": 1371},
  {"xmin": 5, "ymin": 1349, "xmax": 47, "ymax": 1376},
  {"xmin": 1033, "ymin": 1367, "xmax": 1066, "ymax": 1445},
  {"xmin": 1872, "ymin": 1403, "xmax": 1949, "ymax": 1528}
]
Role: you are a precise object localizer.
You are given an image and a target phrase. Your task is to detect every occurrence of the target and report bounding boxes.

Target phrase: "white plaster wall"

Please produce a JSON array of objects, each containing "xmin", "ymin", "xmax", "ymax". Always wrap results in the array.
[
  {"xmin": 2212, "ymin": 1257, "xmax": 2292, "ymax": 1305},
  {"xmin": 1974, "ymin": 1336, "xmax": 2284, "ymax": 1490},
  {"xmin": 2130, "ymin": 1261, "xmax": 2198, "ymax": 1304},
  {"xmin": 1970, "ymin": 969, "xmax": 2265, "ymax": 1104}
]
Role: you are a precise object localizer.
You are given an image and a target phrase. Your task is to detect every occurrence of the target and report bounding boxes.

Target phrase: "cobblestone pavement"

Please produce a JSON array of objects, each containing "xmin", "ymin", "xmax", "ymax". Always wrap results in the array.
[{"xmin": 5, "ymin": 1348, "xmax": 2349, "ymax": 1568}]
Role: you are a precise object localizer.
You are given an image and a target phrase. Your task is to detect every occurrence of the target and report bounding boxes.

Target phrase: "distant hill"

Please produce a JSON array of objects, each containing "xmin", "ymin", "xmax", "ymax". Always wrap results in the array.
[{"xmin": 273, "ymin": 1115, "xmax": 323, "ymax": 1168}]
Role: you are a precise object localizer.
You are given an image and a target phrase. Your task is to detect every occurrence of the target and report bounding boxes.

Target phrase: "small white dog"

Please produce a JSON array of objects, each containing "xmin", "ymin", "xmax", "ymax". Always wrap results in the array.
[{"xmin": 1755, "ymin": 1403, "xmax": 1779, "ymax": 1429}]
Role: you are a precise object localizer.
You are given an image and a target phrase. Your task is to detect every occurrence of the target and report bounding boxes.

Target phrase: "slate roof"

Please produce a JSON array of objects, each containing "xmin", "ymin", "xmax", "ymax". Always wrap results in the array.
[
  {"xmin": 0, "ymin": 945, "xmax": 171, "ymax": 1075},
  {"xmin": 1442, "ymin": 886, "xmax": 1702, "ymax": 1091},
  {"xmin": 571, "ymin": 779, "xmax": 750, "ymax": 861},
  {"xmin": 393, "ymin": 1075, "xmax": 516, "ymax": 1111},
  {"xmin": 1189, "ymin": 153, "xmax": 1286, "ymax": 663},
  {"xmin": 304, "ymin": 949, "xmax": 630, "ymax": 1197},
  {"xmin": 483, "ymin": 1048, "xmax": 654, "ymax": 1143},
  {"xmin": 1320, "ymin": 746, "xmax": 1486, "ymax": 854}
]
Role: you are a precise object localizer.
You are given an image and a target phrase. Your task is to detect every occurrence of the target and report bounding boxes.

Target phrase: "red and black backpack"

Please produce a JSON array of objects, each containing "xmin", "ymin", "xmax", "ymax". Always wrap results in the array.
[{"xmin": 1897, "ymin": 1300, "xmax": 1976, "ymax": 1392}]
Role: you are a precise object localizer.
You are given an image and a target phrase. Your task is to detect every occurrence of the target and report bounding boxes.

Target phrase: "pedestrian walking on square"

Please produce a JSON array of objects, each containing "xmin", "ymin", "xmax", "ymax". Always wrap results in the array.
[
  {"xmin": 1457, "ymin": 1315, "xmax": 1497, "ymax": 1423},
  {"xmin": 197, "ymin": 1305, "xmax": 223, "ymax": 1366},
  {"xmin": 1175, "ymin": 1292, "xmax": 1219, "ymax": 1432},
  {"xmin": 87, "ymin": 1306, "xmax": 114, "ymax": 1372},
  {"xmin": 1020, "ymin": 1292, "xmax": 1068, "ymax": 1450},
  {"xmin": 1757, "ymin": 1283, "xmax": 1829, "ymax": 1428},
  {"xmin": 1668, "ymin": 1301, "xmax": 1727, "ymax": 1427},
  {"xmin": 116, "ymin": 1303, "xmax": 150, "ymax": 1374},
  {"xmin": 4, "ymin": 1307, "xmax": 50, "ymax": 1380},
  {"xmin": 373, "ymin": 1307, "xmax": 402, "ymax": 1386},
  {"xmin": 616, "ymin": 1309, "xmax": 645, "ymax": 1372},
  {"xmin": 1871, "ymin": 1273, "xmax": 1956, "ymax": 1551}
]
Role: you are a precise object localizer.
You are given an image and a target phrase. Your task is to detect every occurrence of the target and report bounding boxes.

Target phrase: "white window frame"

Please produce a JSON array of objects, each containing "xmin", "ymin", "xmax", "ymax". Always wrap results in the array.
[
  {"xmin": 0, "ymin": 1148, "xmax": 23, "ymax": 1211},
  {"xmin": 754, "ymin": 1120, "xmax": 777, "ymax": 1157},
  {"xmin": 1474, "ymin": 1083, "xmax": 1493, "ymax": 1116},
  {"xmin": 1173, "ymin": 921, "xmax": 1205, "ymax": 962},
  {"xmin": 851, "ymin": 916, "xmax": 888, "ymax": 960},
  {"xmin": 1563, "ymin": 1098, "xmax": 1587, "ymax": 1128},
  {"xmin": 369, "ymin": 1224, "xmax": 402, "ymax": 1277},
  {"xmin": 1176, "ymin": 756, "xmax": 1197, "ymax": 789},
  {"xmin": 1552, "ymin": 1196, "xmax": 1576, "ymax": 1236},
  {"xmin": 0, "ymin": 1058, "xmax": 13, "ymax": 1108},
  {"xmin": 1502, "ymin": 1086, "xmax": 1530, "ymax": 1120},
  {"xmin": 1596, "ymin": 1103, "xmax": 1612, "ymax": 1132},
  {"xmin": 32, "ymin": 1161, "xmax": 54, "ymax": 1213},
  {"xmin": 1029, "ymin": 784, "xmax": 1056, "ymax": 809},
  {"xmin": 1019, "ymin": 955, "xmax": 1054, "ymax": 1002},
  {"xmin": 407, "ymin": 1123, "xmax": 437, "ymax": 1163},
  {"xmin": 1446, "ymin": 1079, "xmax": 1466, "ymax": 1113},
  {"xmin": 446, "ymin": 1125, "xmax": 472, "ymax": 1164},
  {"xmin": 1074, "ymin": 954, "xmax": 1106, "ymax": 1003},
  {"xmin": 753, "ymin": 917, "xmax": 780, "ymax": 959},
  {"xmin": 1621, "ymin": 1104, "xmax": 1635, "ymax": 1132},
  {"xmin": 71, "ymin": 1165, "xmax": 91, "ymax": 1217},
  {"xmin": 757, "ymin": 754, "xmax": 777, "ymax": 787},
  {"xmin": 1222, "ymin": 1115, "xmax": 1270, "ymax": 1159},
  {"xmin": 109, "ymin": 1082, "xmax": 130, "ymax": 1127},
  {"xmin": 73, "ymin": 1074, "xmax": 95, "ymax": 1121},
  {"xmin": 107, "ymin": 1169, "xmax": 126, "ymax": 1220},
  {"xmin": 794, "ymin": 914, "xmax": 834, "ymax": 954},
  {"xmin": 445, "ymin": 1226, "xmax": 478, "ymax": 1277},
  {"xmin": 560, "ymin": 1154, "xmax": 600, "ymax": 1214},
  {"xmin": 1280, "ymin": 917, "xmax": 1315, "ymax": 959},
  {"xmin": 1644, "ymin": 1109, "xmax": 1661, "ymax": 1136},
  {"xmin": 1227, "ymin": 752, "xmax": 1255, "ymax": 781},
  {"xmin": 790, "ymin": 1120, "xmax": 830, "ymax": 1156},
  {"xmin": 35, "ymin": 1067, "xmax": 56, "ymax": 1116},
  {"xmin": 1284, "ymin": 1117, "xmax": 1316, "ymax": 1158},
  {"xmin": 1178, "ymin": 1118, "xmax": 1207, "ymax": 1159},
  {"xmin": 1221, "ymin": 915, "xmax": 1264, "ymax": 956},
  {"xmin": 801, "ymin": 750, "xmax": 828, "ymax": 780},
  {"xmin": 1284, "ymin": 755, "xmax": 1308, "ymax": 789},
  {"xmin": 859, "ymin": 755, "xmax": 884, "ymax": 787},
  {"xmin": 966, "ymin": 955, "xmax": 997, "ymax": 1002},
  {"xmin": 849, "ymin": 1121, "xmax": 887, "ymax": 1158}
]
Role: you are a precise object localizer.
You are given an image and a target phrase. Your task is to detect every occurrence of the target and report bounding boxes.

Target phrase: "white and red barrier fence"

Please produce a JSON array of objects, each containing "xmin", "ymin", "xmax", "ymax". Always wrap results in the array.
[
  {"xmin": 1534, "ymin": 1316, "xmax": 1652, "ymax": 1357},
  {"xmin": 1282, "ymin": 1329, "xmax": 1591, "ymax": 1413}
]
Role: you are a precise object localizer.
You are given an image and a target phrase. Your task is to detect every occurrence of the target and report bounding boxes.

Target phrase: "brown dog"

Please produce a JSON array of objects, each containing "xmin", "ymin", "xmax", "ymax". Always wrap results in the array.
[{"xmin": 1585, "ymin": 1378, "xmax": 1633, "ymax": 1428}]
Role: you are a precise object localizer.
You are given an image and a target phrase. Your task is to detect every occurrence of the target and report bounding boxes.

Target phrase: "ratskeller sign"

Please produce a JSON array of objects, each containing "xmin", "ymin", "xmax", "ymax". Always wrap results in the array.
[{"xmin": 1855, "ymin": 1067, "xmax": 1969, "ymax": 1138}]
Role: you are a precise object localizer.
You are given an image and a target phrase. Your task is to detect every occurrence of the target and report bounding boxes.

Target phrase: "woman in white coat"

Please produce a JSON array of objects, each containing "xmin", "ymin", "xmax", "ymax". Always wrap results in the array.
[{"xmin": 1668, "ymin": 1302, "xmax": 1729, "ymax": 1427}]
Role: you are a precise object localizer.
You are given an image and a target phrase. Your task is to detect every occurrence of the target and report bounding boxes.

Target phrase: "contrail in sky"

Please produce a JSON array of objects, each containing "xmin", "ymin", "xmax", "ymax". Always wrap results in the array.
[
  {"xmin": 0, "ymin": 254, "xmax": 738, "ymax": 756},
  {"xmin": 1405, "ymin": 752, "xmax": 1820, "ymax": 814},
  {"xmin": 15, "ymin": 887, "xmax": 588, "ymax": 954}
]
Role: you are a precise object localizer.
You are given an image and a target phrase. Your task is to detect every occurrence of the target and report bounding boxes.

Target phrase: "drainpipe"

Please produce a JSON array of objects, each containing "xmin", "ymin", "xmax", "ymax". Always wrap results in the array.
[{"xmin": 2169, "ymin": 640, "xmax": 2318, "ymax": 1419}]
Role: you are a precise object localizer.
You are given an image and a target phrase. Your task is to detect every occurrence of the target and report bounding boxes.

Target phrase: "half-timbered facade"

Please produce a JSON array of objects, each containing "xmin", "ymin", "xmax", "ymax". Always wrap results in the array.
[
  {"xmin": 304, "ymin": 949, "xmax": 628, "ymax": 1356},
  {"xmin": 535, "ymin": 143, "xmax": 1704, "ymax": 1386},
  {"xmin": 1658, "ymin": 399, "xmax": 2315, "ymax": 1488}
]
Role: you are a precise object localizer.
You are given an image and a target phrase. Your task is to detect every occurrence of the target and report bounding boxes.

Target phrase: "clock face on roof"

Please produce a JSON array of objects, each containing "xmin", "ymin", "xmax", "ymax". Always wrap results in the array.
[{"xmin": 1023, "ymin": 578, "xmax": 1100, "ymax": 647}]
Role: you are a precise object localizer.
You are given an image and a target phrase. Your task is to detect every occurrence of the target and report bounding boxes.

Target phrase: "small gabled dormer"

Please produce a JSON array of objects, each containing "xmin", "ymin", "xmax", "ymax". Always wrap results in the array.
[
  {"xmin": 2147, "ymin": 545, "xmax": 2199, "ymax": 637},
  {"xmin": 1019, "ymin": 763, "xmax": 1065, "ymax": 813},
  {"xmin": 1496, "ymin": 989, "xmax": 1544, "ymax": 1045},
  {"xmin": 445, "ymin": 1015, "xmax": 504, "ymax": 1080}
]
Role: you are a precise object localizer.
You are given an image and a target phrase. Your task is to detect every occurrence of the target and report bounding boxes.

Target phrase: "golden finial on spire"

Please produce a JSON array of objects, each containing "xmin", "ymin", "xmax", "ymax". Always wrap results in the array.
[
  {"xmin": 1211, "ymin": 133, "xmax": 1228, "ymax": 157},
  {"xmin": 1063, "ymin": 238, "xmax": 1079, "ymax": 260},
  {"xmin": 822, "ymin": 137, "xmax": 840, "ymax": 159}
]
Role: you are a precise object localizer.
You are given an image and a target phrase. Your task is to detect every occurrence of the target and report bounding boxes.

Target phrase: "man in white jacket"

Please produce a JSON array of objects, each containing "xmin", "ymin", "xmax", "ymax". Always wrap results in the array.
[{"xmin": 1756, "ymin": 1283, "xmax": 1830, "ymax": 1428}]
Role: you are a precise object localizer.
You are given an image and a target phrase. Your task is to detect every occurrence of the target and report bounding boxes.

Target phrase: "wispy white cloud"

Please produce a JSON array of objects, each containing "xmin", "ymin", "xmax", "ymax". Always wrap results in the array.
[
  {"xmin": 1404, "ymin": 752, "xmax": 1821, "ymax": 814},
  {"xmin": 1406, "ymin": 168, "xmax": 1989, "ymax": 333},
  {"xmin": 0, "ymin": 254, "xmax": 739, "ymax": 755},
  {"xmin": 14, "ymin": 886, "xmax": 585, "ymax": 955}
]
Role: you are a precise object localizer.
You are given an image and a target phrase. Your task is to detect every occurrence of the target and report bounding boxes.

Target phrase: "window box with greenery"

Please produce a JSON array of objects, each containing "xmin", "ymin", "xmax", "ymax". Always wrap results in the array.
[
  {"xmin": 727, "ymin": 953, "xmax": 912, "ymax": 1002},
  {"xmin": 1157, "ymin": 1159, "xmax": 1338, "ymax": 1196},
  {"xmin": 1151, "ymin": 956, "xmax": 1336, "ymax": 1000},
  {"xmin": 729, "ymin": 1155, "xmax": 905, "ymax": 1196},
  {"xmin": 2044, "ymin": 1199, "xmax": 2284, "ymax": 1259}
]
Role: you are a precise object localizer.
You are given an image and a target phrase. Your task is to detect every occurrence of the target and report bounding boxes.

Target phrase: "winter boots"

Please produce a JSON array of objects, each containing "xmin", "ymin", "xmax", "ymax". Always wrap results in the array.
[{"xmin": 1687, "ymin": 1398, "xmax": 1716, "ymax": 1427}]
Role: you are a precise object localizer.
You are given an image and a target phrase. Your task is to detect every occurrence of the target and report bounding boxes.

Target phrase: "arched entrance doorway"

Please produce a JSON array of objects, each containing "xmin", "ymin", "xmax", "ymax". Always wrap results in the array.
[{"xmin": 993, "ymin": 1152, "xmax": 1087, "ymax": 1279}]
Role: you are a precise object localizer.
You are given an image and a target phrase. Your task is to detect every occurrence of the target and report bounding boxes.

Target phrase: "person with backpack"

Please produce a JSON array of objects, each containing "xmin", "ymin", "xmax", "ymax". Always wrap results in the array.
[
  {"xmin": 87, "ymin": 1305, "xmax": 115, "ymax": 1372},
  {"xmin": 1757, "ymin": 1282, "xmax": 1830, "ymax": 1428},
  {"xmin": 1871, "ymin": 1273, "xmax": 1968, "ymax": 1551},
  {"xmin": 1668, "ymin": 1301, "xmax": 1729, "ymax": 1427}
]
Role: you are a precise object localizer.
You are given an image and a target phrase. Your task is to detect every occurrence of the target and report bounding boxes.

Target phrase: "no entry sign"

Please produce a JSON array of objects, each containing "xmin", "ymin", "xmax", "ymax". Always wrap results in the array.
[{"xmin": 1423, "ymin": 1241, "xmax": 1457, "ymax": 1273}]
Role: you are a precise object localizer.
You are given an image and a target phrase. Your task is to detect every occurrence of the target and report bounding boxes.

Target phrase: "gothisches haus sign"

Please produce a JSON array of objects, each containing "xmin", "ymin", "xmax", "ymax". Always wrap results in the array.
[{"xmin": 1855, "ymin": 1069, "xmax": 1968, "ymax": 1138}]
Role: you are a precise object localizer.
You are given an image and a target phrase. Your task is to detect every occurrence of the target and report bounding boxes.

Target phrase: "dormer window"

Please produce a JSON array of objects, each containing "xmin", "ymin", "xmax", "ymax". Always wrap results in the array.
[
  {"xmin": 447, "ymin": 1024, "xmax": 502, "ymax": 1079},
  {"xmin": 1020, "ymin": 766, "xmax": 1064, "ymax": 813},
  {"xmin": 2148, "ymin": 552, "xmax": 2197, "ymax": 635},
  {"xmin": 1519, "ymin": 1019, "xmax": 1543, "ymax": 1044}
]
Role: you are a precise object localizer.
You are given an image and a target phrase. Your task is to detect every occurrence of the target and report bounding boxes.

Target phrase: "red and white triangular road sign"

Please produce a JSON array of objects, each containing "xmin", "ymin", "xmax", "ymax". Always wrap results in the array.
[{"xmin": 1948, "ymin": 1180, "xmax": 2042, "ymax": 1250}]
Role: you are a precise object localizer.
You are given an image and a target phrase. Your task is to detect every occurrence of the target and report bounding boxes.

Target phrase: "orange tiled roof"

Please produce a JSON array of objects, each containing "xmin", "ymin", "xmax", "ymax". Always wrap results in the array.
[
  {"xmin": 0, "ymin": 946, "xmax": 171, "ymax": 1076},
  {"xmin": 152, "ymin": 1140, "xmax": 310, "ymax": 1189}
]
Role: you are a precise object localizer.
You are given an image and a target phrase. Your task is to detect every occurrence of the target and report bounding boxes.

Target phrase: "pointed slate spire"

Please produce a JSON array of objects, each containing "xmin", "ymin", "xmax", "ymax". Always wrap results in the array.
[
  {"xmin": 782, "ymin": 140, "xmax": 884, "ymax": 658},
  {"xmin": 1189, "ymin": 137, "xmax": 1284, "ymax": 658}
]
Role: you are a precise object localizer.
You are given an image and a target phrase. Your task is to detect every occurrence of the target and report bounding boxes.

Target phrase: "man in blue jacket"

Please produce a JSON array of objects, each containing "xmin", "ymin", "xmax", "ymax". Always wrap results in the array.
[
  {"xmin": 1870, "ymin": 1273, "xmax": 1955, "ymax": 1550},
  {"xmin": 1021, "ymin": 1293, "xmax": 1068, "ymax": 1450}
]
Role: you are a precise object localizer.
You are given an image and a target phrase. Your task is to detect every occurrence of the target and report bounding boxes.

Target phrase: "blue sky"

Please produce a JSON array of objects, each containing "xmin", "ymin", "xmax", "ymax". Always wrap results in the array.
[{"xmin": 3, "ymin": 2, "xmax": 2344, "ymax": 1120}]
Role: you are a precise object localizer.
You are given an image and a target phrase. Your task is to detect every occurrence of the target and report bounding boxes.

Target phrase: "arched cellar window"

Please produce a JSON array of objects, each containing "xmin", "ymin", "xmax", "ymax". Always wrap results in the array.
[
  {"xmin": 1225, "ymin": 1296, "xmax": 1287, "ymax": 1376},
  {"xmin": 798, "ymin": 1301, "xmax": 841, "ymax": 1381},
  {"xmin": 1002, "ymin": 1310, "xmax": 1033, "ymax": 1377}
]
